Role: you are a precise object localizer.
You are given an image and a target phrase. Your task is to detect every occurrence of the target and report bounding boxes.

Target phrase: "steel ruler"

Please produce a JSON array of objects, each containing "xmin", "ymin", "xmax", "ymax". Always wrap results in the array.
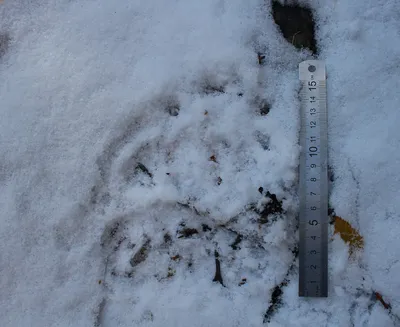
[{"xmin": 298, "ymin": 60, "xmax": 328, "ymax": 297}]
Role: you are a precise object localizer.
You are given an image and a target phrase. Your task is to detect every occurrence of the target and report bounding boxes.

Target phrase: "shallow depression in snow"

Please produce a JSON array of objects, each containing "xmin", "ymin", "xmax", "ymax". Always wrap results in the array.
[{"xmin": 0, "ymin": 0, "xmax": 400, "ymax": 326}]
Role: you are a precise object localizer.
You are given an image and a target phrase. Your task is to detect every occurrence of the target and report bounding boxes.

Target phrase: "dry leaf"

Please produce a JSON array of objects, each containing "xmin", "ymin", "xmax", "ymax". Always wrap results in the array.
[
  {"xmin": 333, "ymin": 216, "xmax": 364, "ymax": 253},
  {"xmin": 239, "ymin": 278, "xmax": 247, "ymax": 286},
  {"xmin": 171, "ymin": 254, "xmax": 181, "ymax": 261},
  {"xmin": 375, "ymin": 292, "xmax": 391, "ymax": 310}
]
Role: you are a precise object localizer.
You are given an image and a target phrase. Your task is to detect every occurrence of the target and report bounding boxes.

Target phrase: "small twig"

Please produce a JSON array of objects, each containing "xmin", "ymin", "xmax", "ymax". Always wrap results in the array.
[
  {"xmin": 135, "ymin": 163, "xmax": 153, "ymax": 178},
  {"xmin": 94, "ymin": 298, "xmax": 107, "ymax": 327},
  {"xmin": 373, "ymin": 291, "xmax": 400, "ymax": 324},
  {"xmin": 257, "ymin": 52, "xmax": 266, "ymax": 65},
  {"xmin": 375, "ymin": 292, "xmax": 391, "ymax": 310},
  {"xmin": 212, "ymin": 251, "xmax": 224, "ymax": 286},
  {"xmin": 291, "ymin": 31, "xmax": 301, "ymax": 45}
]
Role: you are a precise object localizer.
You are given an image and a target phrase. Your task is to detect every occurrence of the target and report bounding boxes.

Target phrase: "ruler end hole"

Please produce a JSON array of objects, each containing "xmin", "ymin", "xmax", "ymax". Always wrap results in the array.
[{"xmin": 308, "ymin": 65, "xmax": 316, "ymax": 72}]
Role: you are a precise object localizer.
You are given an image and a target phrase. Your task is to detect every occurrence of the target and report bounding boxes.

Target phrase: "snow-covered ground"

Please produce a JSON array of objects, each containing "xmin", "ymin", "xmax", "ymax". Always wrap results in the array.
[{"xmin": 1, "ymin": 0, "xmax": 400, "ymax": 326}]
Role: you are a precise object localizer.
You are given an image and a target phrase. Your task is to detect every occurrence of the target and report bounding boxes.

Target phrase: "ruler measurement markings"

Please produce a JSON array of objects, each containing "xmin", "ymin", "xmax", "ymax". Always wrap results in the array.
[{"xmin": 299, "ymin": 60, "xmax": 328, "ymax": 298}]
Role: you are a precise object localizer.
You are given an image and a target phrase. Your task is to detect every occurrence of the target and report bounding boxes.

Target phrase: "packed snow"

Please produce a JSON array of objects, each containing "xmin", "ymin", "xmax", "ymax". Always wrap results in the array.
[{"xmin": 0, "ymin": 0, "xmax": 399, "ymax": 326}]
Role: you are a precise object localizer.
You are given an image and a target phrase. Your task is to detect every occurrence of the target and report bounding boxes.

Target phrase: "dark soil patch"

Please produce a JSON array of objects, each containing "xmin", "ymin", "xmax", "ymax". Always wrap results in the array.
[
  {"xmin": 203, "ymin": 84, "xmax": 225, "ymax": 95},
  {"xmin": 178, "ymin": 228, "xmax": 199, "ymax": 239},
  {"xmin": 260, "ymin": 101, "xmax": 271, "ymax": 116},
  {"xmin": 167, "ymin": 104, "xmax": 180, "ymax": 116},
  {"xmin": 263, "ymin": 260, "xmax": 297, "ymax": 323},
  {"xmin": 202, "ymin": 224, "xmax": 212, "ymax": 232},
  {"xmin": 163, "ymin": 232, "xmax": 173, "ymax": 246},
  {"xmin": 259, "ymin": 191, "xmax": 283, "ymax": 224},
  {"xmin": 271, "ymin": 1, "xmax": 317, "ymax": 54},
  {"xmin": 0, "ymin": 33, "xmax": 10, "ymax": 59},
  {"xmin": 130, "ymin": 238, "xmax": 151, "ymax": 267},
  {"xmin": 135, "ymin": 163, "xmax": 153, "ymax": 178},
  {"xmin": 230, "ymin": 234, "xmax": 243, "ymax": 250}
]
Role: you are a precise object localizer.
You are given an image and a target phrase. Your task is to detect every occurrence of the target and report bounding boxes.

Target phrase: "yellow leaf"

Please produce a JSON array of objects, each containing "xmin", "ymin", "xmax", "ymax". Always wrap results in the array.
[{"xmin": 333, "ymin": 216, "xmax": 364, "ymax": 254}]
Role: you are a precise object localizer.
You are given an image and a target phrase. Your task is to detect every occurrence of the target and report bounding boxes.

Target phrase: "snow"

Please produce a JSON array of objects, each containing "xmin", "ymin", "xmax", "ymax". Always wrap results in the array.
[{"xmin": 0, "ymin": 0, "xmax": 399, "ymax": 326}]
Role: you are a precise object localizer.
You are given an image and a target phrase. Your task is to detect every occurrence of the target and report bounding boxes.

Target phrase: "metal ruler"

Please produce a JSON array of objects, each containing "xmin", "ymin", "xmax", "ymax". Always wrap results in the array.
[{"xmin": 298, "ymin": 60, "xmax": 328, "ymax": 297}]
